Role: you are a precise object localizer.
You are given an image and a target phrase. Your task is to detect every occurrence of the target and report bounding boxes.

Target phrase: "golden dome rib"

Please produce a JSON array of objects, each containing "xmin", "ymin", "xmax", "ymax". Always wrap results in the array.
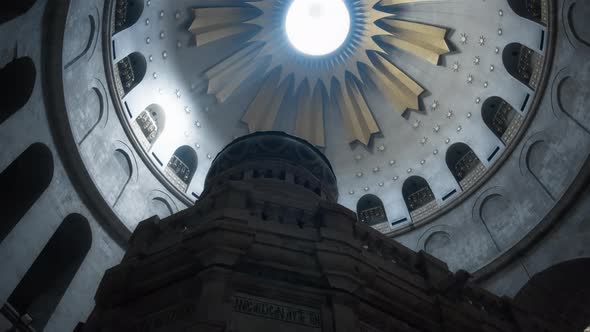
[
  {"xmin": 295, "ymin": 80, "xmax": 327, "ymax": 147},
  {"xmin": 190, "ymin": 0, "xmax": 450, "ymax": 147},
  {"xmin": 242, "ymin": 68, "xmax": 294, "ymax": 132}
]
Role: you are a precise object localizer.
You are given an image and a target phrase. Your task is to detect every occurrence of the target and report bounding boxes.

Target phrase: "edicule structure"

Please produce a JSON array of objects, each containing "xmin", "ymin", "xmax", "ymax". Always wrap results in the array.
[{"xmin": 81, "ymin": 132, "xmax": 565, "ymax": 331}]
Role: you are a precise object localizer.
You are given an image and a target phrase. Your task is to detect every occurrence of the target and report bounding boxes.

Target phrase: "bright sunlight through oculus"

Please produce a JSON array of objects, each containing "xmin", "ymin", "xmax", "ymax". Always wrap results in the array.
[{"xmin": 285, "ymin": 0, "xmax": 351, "ymax": 56}]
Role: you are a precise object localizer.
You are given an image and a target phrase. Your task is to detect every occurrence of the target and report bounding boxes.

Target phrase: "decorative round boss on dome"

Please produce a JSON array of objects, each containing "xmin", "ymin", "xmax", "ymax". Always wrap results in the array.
[{"xmin": 285, "ymin": 0, "xmax": 351, "ymax": 56}]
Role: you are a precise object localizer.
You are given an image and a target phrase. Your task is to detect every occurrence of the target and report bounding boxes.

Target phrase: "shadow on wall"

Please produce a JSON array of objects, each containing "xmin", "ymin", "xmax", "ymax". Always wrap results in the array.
[{"xmin": 514, "ymin": 258, "xmax": 590, "ymax": 332}]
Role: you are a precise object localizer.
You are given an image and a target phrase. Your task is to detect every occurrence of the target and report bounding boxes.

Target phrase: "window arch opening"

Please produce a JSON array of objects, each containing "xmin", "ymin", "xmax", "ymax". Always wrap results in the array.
[
  {"xmin": 482, "ymin": 96, "xmax": 523, "ymax": 145},
  {"xmin": 113, "ymin": 0, "xmax": 144, "ymax": 34},
  {"xmin": 115, "ymin": 52, "xmax": 146, "ymax": 97},
  {"xmin": 402, "ymin": 176, "xmax": 436, "ymax": 221},
  {"xmin": 165, "ymin": 146, "xmax": 198, "ymax": 192},
  {"xmin": 506, "ymin": 0, "xmax": 546, "ymax": 25},
  {"xmin": 357, "ymin": 194, "xmax": 387, "ymax": 225},
  {"xmin": 0, "ymin": 143, "xmax": 53, "ymax": 243},
  {"xmin": 502, "ymin": 43, "xmax": 543, "ymax": 90},
  {"xmin": 6, "ymin": 214, "xmax": 91, "ymax": 331},
  {"xmin": 132, "ymin": 104, "xmax": 166, "ymax": 150},
  {"xmin": 0, "ymin": 56, "xmax": 36, "ymax": 125},
  {"xmin": 445, "ymin": 143, "xmax": 485, "ymax": 191}
]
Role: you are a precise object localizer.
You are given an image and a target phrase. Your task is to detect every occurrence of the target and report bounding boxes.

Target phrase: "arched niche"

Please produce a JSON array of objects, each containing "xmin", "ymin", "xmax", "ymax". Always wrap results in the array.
[
  {"xmin": 113, "ymin": 0, "xmax": 144, "ymax": 34},
  {"xmin": 445, "ymin": 142, "xmax": 485, "ymax": 191},
  {"xmin": 151, "ymin": 197, "xmax": 174, "ymax": 219},
  {"xmin": 482, "ymin": 96, "xmax": 523, "ymax": 145},
  {"xmin": 0, "ymin": 1, "xmax": 36, "ymax": 25},
  {"xmin": 356, "ymin": 194, "xmax": 387, "ymax": 225},
  {"xmin": 0, "ymin": 143, "xmax": 53, "ymax": 244},
  {"xmin": 76, "ymin": 84, "xmax": 107, "ymax": 145},
  {"xmin": 525, "ymin": 139, "xmax": 568, "ymax": 201},
  {"xmin": 147, "ymin": 190, "xmax": 177, "ymax": 220},
  {"xmin": 115, "ymin": 52, "xmax": 146, "ymax": 97},
  {"xmin": 402, "ymin": 176, "xmax": 436, "ymax": 221},
  {"xmin": 165, "ymin": 146, "xmax": 198, "ymax": 192},
  {"xmin": 6, "ymin": 214, "xmax": 91, "ymax": 331},
  {"xmin": 502, "ymin": 43, "xmax": 544, "ymax": 90},
  {"xmin": 132, "ymin": 104, "xmax": 166, "ymax": 150},
  {"xmin": 0, "ymin": 56, "xmax": 36, "ymax": 125},
  {"xmin": 567, "ymin": 1, "xmax": 590, "ymax": 47},
  {"xmin": 556, "ymin": 74, "xmax": 590, "ymax": 133},
  {"xmin": 112, "ymin": 148, "xmax": 133, "ymax": 206},
  {"xmin": 514, "ymin": 258, "xmax": 590, "ymax": 332},
  {"xmin": 479, "ymin": 193, "xmax": 521, "ymax": 251},
  {"xmin": 506, "ymin": 0, "xmax": 546, "ymax": 25},
  {"xmin": 424, "ymin": 231, "xmax": 451, "ymax": 255}
]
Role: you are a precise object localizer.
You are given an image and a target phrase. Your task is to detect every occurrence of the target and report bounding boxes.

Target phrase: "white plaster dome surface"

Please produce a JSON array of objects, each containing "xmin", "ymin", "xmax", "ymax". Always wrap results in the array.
[
  {"xmin": 285, "ymin": 0, "xmax": 351, "ymax": 56},
  {"xmin": 105, "ymin": 0, "xmax": 552, "ymax": 236}
]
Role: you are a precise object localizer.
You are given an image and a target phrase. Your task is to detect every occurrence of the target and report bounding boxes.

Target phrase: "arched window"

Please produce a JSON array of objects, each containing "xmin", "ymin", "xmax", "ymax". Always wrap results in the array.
[
  {"xmin": 0, "ymin": 56, "xmax": 36, "ymax": 125},
  {"xmin": 357, "ymin": 194, "xmax": 387, "ymax": 225},
  {"xmin": 0, "ymin": 143, "xmax": 53, "ymax": 243},
  {"xmin": 402, "ymin": 176, "xmax": 436, "ymax": 220},
  {"xmin": 115, "ymin": 52, "xmax": 146, "ymax": 97},
  {"xmin": 113, "ymin": 0, "xmax": 144, "ymax": 34},
  {"xmin": 6, "ymin": 214, "xmax": 91, "ymax": 331},
  {"xmin": 502, "ymin": 43, "xmax": 543, "ymax": 90},
  {"xmin": 482, "ymin": 96, "xmax": 523, "ymax": 144},
  {"xmin": 0, "ymin": 1, "xmax": 36, "ymax": 24},
  {"xmin": 165, "ymin": 146, "xmax": 198, "ymax": 192},
  {"xmin": 506, "ymin": 0, "xmax": 546, "ymax": 25},
  {"xmin": 445, "ymin": 143, "xmax": 485, "ymax": 191},
  {"xmin": 132, "ymin": 104, "xmax": 166, "ymax": 150}
]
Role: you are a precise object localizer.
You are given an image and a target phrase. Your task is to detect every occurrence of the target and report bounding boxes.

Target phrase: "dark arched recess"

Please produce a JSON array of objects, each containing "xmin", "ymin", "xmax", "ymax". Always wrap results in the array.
[
  {"xmin": 6, "ymin": 214, "xmax": 92, "ymax": 330},
  {"xmin": 445, "ymin": 142, "xmax": 484, "ymax": 190},
  {"xmin": 0, "ymin": 143, "xmax": 53, "ymax": 243},
  {"xmin": 115, "ymin": 52, "xmax": 146, "ymax": 97},
  {"xmin": 357, "ymin": 194, "xmax": 387, "ymax": 225},
  {"xmin": 402, "ymin": 176, "xmax": 436, "ymax": 220},
  {"xmin": 113, "ymin": 0, "xmax": 144, "ymax": 34},
  {"xmin": 0, "ymin": 57, "xmax": 36, "ymax": 125},
  {"xmin": 165, "ymin": 145, "xmax": 198, "ymax": 192},
  {"xmin": 506, "ymin": 0, "xmax": 546, "ymax": 25},
  {"xmin": 482, "ymin": 96, "xmax": 522, "ymax": 145},
  {"xmin": 502, "ymin": 43, "xmax": 543, "ymax": 90}
]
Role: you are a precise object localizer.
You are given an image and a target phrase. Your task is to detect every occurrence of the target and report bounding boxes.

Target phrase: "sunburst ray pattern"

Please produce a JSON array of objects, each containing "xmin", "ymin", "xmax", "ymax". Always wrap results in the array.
[{"xmin": 189, "ymin": 0, "xmax": 450, "ymax": 147}]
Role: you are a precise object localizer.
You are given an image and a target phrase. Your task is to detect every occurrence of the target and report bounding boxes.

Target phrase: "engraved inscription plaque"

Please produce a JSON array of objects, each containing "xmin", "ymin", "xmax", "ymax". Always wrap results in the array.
[
  {"xmin": 231, "ymin": 294, "xmax": 322, "ymax": 332},
  {"xmin": 360, "ymin": 321, "xmax": 383, "ymax": 332}
]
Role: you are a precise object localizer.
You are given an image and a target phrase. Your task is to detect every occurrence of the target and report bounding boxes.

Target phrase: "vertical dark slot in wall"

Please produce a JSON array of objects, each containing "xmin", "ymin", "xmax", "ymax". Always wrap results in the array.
[
  {"xmin": 7, "ymin": 214, "xmax": 92, "ymax": 330},
  {"xmin": 0, "ymin": 143, "xmax": 53, "ymax": 243},
  {"xmin": 0, "ymin": 57, "xmax": 36, "ymax": 125}
]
